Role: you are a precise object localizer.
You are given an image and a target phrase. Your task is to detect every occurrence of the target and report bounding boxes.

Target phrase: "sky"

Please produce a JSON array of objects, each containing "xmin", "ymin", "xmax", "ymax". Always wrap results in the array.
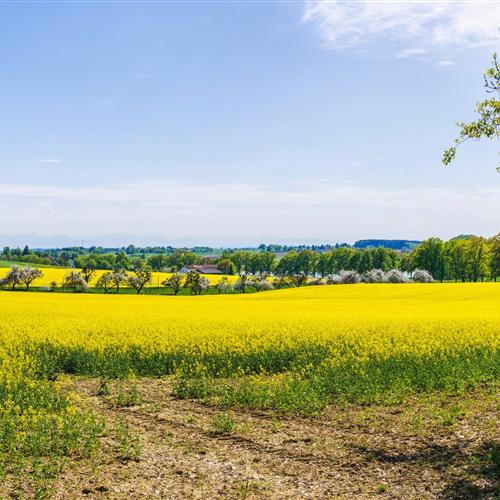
[{"xmin": 0, "ymin": 0, "xmax": 499, "ymax": 247}]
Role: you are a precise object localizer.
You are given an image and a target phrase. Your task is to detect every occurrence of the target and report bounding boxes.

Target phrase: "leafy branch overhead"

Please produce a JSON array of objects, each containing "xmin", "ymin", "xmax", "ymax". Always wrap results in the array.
[{"xmin": 443, "ymin": 53, "xmax": 500, "ymax": 169}]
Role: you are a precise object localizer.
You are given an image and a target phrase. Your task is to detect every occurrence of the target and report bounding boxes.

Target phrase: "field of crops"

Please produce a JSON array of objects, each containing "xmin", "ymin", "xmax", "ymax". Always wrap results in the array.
[{"xmin": 0, "ymin": 283, "xmax": 498, "ymax": 493}]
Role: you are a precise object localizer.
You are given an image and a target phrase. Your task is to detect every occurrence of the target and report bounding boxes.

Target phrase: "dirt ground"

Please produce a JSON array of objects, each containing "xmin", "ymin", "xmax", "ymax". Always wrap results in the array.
[{"xmin": 38, "ymin": 380, "xmax": 500, "ymax": 499}]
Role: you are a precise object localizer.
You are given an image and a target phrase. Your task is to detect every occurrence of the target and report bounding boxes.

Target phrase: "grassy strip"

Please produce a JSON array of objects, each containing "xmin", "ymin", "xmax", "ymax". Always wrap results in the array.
[
  {"xmin": 172, "ymin": 348, "xmax": 500, "ymax": 414},
  {"xmin": 16, "ymin": 341, "xmax": 500, "ymax": 413}
]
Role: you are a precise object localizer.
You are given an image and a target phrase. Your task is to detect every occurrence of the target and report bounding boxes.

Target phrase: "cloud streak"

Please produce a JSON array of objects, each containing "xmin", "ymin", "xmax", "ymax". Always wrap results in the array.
[
  {"xmin": 397, "ymin": 48, "xmax": 426, "ymax": 59},
  {"xmin": 436, "ymin": 60, "xmax": 455, "ymax": 66},
  {"xmin": 303, "ymin": 1, "xmax": 500, "ymax": 57},
  {"xmin": 35, "ymin": 158, "xmax": 61, "ymax": 164},
  {"xmin": 0, "ymin": 179, "xmax": 498, "ymax": 242}
]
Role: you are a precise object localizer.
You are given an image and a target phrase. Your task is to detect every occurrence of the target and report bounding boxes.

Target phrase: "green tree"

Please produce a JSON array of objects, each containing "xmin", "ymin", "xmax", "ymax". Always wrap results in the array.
[
  {"xmin": 443, "ymin": 54, "xmax": 500, "ymax": 169},
  {"xmin": 445, "ymin": 239, "xmax": 469, "ymax": 282},
  {"xmin": 317, "ymin": 253, "xmax": 332, "ymax": 277},
  {"xmin": 216, "ymin": 258, "xmax": 236, "ymax": 275},
  {"xmin": 371, "ymin": 248, "xmax": 395, "ymax": 272},
  {"xmin": 412, "ymin": 238, "xmax": 447, "ymax": 282},
  {"xmin": 466, "ymin": 237, "xmax": 489, "ymax": 282},
  {"xmin": 399, "ymin": 253, "xmax": 415, "ymax": 276},
  {"xmin": 274, "ymin": 251, "xmax": 299, "ymax": 276},
  {"xmin": 114, "ymin": 251, "xmax": 130, "ymax": 270},
  {"xmin": 357, "ymin": 251, "xmax": 373, "ymax": 274},
  {"xmin": 296, "ymin": 250, "xmax": 319, "ymax": 275},
  {"xmin": 331, "ymin": 247, "xmax": 355, "ymax": 272},
  {"xmin": 259, "ymin": 252, "xmax": 276, "ymax": 273},
  {"xmin": 168, "ymin": 249, "xmax": 198, "ymax": 271},
  {"xmin": 81, "ymin": 258, "xmax": 97, "ymax": 283},
  {"xmin": 489, "ymin": 234, "xmax": 500, "ymax": 281},
  {"xmin": 228, "ymin": 251, "xmax": 249, "ymax": 274},
  {"xmin": 147, "ymin": 254, "xmax": 170, "ymax": 271}
]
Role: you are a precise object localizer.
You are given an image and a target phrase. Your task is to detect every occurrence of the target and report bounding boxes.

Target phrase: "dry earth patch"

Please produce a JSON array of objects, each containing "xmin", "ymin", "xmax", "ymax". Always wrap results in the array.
[{"xmin": 35, "ymin": 379, "xmax": 499, "ymax": 499}]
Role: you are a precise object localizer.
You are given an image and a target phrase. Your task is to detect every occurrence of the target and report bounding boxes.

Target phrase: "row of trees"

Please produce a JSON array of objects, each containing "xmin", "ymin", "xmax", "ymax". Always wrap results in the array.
[
  {"xmin": 0, "ymin": 266, "xmax": 43, "ymax": 290},
  {"xmin": 406, "ymin": 236, "xmax": 499, "ymax": 282},
  {"xmin": 0, "ymin": 262, "xmax": 154, "ymax": 294},
  {"xmin": 222, "ymin": 236, "xmax": 499, "ymax": 282},
  {"xmin": 0, "ymin": 246, "xmax": 175, "ymax": 268},
  {"xmin": 62, "ymin": 248, "xmax": 202, "ymax": 272},
  {"xmin": 1, "ymin": 235, "xmax": 498, "ymax": 282},
  {"xmin": 199, "ymin": 247, "xmax": 400, "ymax": 276},
  {"xmin": 0, "ymin": 264, "xmax": 436, "ymax": 296}
]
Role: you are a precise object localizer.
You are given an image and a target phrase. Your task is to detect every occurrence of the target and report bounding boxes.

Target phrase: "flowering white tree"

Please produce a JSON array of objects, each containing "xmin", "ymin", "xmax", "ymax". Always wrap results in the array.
[
  {"xmin": 0, "ymin": 265, "xmax": 24, "ymax": 290},
  {"xmin": 325, "ymin": 274, "xmax": 341, "ymax": 285},
  {"xmin": 61, "ymin": 271, "xmax": 89, "ymax": 292},
  {"xmin": 184, "ymin": 271, "xmax": 210, "ymax": 295},
  {"xmin": 272, "ymin": 276, "xmax": 294, "ymax": 289},
  {"xmin": 386, "ymin": 269, "xmax": 409, "ymax": 283},
  {"xmin": 20, "ymin": 267, "xmax": 43, "ymax": 290},
  {"xmin": 326, "ymin": 271, "xmax": 361, "ymax": 284},
  {"xmin": 162, "ymin": 273, "xmax": 184, "ymax": 295},
  {"xmin": 95, "ymin": 272, "xmax": 115, "ymax": 293},
  {"xmin": 254, "ymin": 278, "xmax": 274, "ymax": 292},
  {"xmin": 127, "ymin": 261, "xmax": 152, "ymax": 294},
  {"xmin": 362, "ymin": 269, "xmax": 387, "ymax": 283},
  {"xmin": 216, "ymin": 276, "xmax": 233, "ymax": 294},
  {"xmin": 234, "ymin": 274, "xmax": 251, "ymax": 293},
  {"xmin": 307, "ymin": 277, "xmax": 325, "ymax": 286},
  {"xmin": 412, "ymin": 269, "xmax": 434, "ymax": 283},
  {"xmin": 111, "ymin": 269, "xmax": 128, "ymax": 293}
]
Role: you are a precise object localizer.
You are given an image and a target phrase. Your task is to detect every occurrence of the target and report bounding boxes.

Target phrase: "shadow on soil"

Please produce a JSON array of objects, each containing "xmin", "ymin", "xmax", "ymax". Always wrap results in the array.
[{"xmin": 351, "ymin": 440, "xmax": 499, "ymax": 499}]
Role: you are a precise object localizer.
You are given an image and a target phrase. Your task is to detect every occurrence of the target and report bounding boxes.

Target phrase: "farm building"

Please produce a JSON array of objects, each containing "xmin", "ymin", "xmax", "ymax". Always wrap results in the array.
[{"xmin": 180, "ymin": 264, "xmax": 223, "ymax": 274}]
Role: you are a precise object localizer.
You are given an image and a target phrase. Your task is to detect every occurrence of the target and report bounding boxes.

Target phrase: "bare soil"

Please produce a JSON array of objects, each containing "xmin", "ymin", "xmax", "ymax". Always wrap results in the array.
[{"xmin": 22, "ymin": 380, "xmax": 500, "ymax": 499}]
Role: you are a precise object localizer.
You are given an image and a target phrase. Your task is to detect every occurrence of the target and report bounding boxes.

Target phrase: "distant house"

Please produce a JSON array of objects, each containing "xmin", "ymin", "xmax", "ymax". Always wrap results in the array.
[{"xmin": 180, "ymin": 264, "xmax": 223, "ymax": 275}]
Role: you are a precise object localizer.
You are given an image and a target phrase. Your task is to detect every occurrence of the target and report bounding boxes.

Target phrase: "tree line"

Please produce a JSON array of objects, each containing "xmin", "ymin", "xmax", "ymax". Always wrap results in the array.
[
  {"xmin": 0, "ymin": 263, "xmax": 437, "ymax": 296},
  {"xmin": 1, "ymin": 235, "xmax": 497, "ymax": 296},
  {"xmin": 1, "ymin": 235, "xmax": 498, "ymax": 282},
  {"xmin": 220, "ymin": 235, "xmax": 498, "ymax": 282}
]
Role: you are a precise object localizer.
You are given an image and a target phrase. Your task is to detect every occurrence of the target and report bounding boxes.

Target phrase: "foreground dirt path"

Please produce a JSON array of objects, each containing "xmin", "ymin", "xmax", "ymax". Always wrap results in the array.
[{"xmin": 51, "ymin": 379, "xmax": 498, "ymax": 499}]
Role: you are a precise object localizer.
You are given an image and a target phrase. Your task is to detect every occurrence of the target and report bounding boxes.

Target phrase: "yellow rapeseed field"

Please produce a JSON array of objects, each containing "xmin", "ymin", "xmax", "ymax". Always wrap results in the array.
[
  {"xmin": 0, "ymin": 282, "xmax": 498, "ymax": 479},
  {"xmin": 0, "ymin": 284, "xmax": 498, "ymax": 386},
  {"xmin": 0, "ymin": 284, "xmax": 498, "ymax": 367}
]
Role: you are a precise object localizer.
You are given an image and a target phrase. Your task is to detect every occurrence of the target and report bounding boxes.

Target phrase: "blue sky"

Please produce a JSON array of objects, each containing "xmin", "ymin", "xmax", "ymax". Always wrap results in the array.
[{"xmin": 0, "ymin": 1, "xmax": 499, "ymax": 247}]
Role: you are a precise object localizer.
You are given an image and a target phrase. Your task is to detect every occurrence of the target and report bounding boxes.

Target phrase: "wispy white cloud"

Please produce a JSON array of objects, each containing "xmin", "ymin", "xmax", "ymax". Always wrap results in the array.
[
  {"xmin": 303, "ymin": 1, "xmax": 500, "ymax": 57},
  {"xmin": 436, "ymin": 60, "xmax": 455, "ymax": 66},
  {"xmin": 397, "ymin": 48, "xmax": 426, "ymax": 59},
  {"xmin": 35, "ymin": 158, "xmax": 61, "ymax": 164},
  {"xmin": 0, "ymin": 179, "xmax": 498, "ymax": 241}
]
